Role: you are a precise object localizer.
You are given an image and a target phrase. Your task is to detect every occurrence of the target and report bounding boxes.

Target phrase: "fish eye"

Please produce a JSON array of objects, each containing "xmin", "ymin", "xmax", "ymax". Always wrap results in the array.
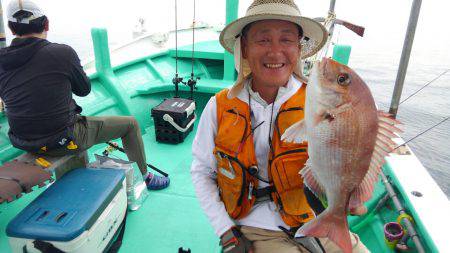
[{"xmin": 337, "ymin": 73, "xmax": 350, "ymax": 86}]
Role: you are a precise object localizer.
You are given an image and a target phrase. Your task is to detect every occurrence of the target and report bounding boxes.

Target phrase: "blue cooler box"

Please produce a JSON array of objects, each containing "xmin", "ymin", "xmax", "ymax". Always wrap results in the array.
[{"xmin": 6, "ymin": 168, "xmax": 127, "ymax": 253}]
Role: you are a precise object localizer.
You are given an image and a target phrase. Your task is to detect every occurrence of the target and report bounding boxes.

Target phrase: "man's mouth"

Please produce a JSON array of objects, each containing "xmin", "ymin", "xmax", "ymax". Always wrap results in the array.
[{"xmin": 264, "ymin": 63, "xmax": 285, "ymax": 69}]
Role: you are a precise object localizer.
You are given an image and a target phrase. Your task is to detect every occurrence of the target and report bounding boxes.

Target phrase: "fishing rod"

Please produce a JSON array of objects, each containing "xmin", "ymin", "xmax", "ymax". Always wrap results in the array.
[
  {"xmin": 186, "ymin": 0, "xmax": 200, "ymax": 100},
  {"xmin": 305, "ymin": 0, "xmax": 364, "ymax": 74},
  {"xmin": 105, "ymin": 142, "xmax": 169, "ymax": 177},
  {"xmin": 172, "ymin": 0, "xmax": 183, "ymax": 98},
  {"xmin": 380, "ymin": 171, "xmax": 425, "ymax": 253}
]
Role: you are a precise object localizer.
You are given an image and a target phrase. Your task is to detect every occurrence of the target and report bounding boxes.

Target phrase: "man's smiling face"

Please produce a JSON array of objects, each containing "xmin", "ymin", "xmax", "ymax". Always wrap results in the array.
[{"xmin": 242, "ymin": 19, "xmax": 301, "ymax": 89}]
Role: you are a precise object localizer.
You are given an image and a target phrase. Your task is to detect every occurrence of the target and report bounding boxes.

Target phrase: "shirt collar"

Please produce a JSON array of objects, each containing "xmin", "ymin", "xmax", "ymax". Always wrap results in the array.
[{"xmin": 237, "ymin": 75, "xmax": 300, "ymax": 108}]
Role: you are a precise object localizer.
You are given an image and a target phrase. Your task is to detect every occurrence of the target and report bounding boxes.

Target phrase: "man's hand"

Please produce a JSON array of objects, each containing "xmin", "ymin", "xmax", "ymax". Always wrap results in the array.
[{"xmin": 220, "ymin": 227, "xmax": 253, "ymax": 253}]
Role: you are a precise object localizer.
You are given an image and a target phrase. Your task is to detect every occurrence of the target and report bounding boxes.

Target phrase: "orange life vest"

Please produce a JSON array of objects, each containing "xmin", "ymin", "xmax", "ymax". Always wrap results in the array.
[{"xmin": 213, "ymin": 84, "xmax": 315, "ymax": 227}]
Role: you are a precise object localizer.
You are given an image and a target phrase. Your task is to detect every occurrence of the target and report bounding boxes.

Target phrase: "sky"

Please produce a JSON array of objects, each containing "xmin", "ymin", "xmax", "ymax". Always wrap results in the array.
[{"xmin": 2, "ymin": 0, "xmax": 450, "ymax": 59}]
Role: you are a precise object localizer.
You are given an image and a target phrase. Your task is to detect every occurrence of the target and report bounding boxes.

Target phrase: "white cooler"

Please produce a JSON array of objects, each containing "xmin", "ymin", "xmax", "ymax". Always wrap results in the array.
[{"xmin": 6, "ymin": 168, "xmax": 127, "ymax": 253}]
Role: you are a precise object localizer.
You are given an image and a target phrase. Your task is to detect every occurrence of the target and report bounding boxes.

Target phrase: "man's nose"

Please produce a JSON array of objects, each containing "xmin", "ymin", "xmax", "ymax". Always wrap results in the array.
[{"xmin": 267, "ymin": 41, "xmax": 283, "ymax": 57}]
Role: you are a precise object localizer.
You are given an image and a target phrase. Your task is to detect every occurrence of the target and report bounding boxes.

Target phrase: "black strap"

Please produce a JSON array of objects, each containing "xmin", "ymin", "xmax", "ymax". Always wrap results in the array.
[
  {"xmin": 105, "ymin": 211, "xmax": 128, "ymax": 253},
  {"xmin": 28, "ymin": 211, "xmax": 127, "ymax": 253},
  {"xmin": 252, "ymin": 185, "xmax": 275, "ymax": 199},
  {"xmin": 304, "ymin": 186, "xmax": 326, "ymax": 215},
  {"xmin": 32, "ymin": 240, "xmax": 65, "ymax": 253}
]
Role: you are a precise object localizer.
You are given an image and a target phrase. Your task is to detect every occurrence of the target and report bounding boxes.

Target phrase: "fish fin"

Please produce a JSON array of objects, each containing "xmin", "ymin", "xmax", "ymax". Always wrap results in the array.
[
  {"xmin": 378, "ymin": 111, "xmax": 403, "ymax": 134},
  {"xmin": 295, "ymin": 209, "xmax": 353, "ymax": 253},
  {"xmin": 349, "ymin": 148, "xmax": 386, "ymax": 209},
  {"xmin": 378, "ymin": 111, "xmax": 402, "ymax": 125},
  {"xmin": 300, "ymin": 162, "xmax": 326, "ymax": 200},
  {"xmin": 349, "ymin": 112, "xmax": 402, "ymax": 210},
  {"xmin": 281, "ymin": 120, "xmax": 307, "ymax": 143},
  {"xmin": 348, "ymin": 165, "xmax": 380, "ymax": 210}
]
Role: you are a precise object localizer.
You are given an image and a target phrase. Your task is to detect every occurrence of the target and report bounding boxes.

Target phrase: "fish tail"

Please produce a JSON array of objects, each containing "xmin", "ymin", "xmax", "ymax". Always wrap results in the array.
[{"xmin": 297, "ymin": 209, "xmax": 353, "ymax": 253}]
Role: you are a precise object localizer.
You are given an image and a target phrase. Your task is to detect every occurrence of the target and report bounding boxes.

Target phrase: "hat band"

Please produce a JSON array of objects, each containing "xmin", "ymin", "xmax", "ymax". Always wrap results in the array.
[{"xmin": 246, "ymin": 4, "xmax": 301, "ymax": 17}]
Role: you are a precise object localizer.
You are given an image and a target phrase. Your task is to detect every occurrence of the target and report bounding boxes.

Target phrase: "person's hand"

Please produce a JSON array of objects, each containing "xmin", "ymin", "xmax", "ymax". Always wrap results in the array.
[{"xmin": 220, "ymin": 227, "xmax": 253, "ymax": 253}]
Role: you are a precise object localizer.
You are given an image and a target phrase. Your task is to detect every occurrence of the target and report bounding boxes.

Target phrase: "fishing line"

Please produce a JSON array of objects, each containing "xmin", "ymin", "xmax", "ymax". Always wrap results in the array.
[
  {"xmin": 400, "ymin": 69, "xmax": 449, "ymax": 105},
  {"xmin": 391, "ymin": 116, "xmax": 449, "ymax": 152}
]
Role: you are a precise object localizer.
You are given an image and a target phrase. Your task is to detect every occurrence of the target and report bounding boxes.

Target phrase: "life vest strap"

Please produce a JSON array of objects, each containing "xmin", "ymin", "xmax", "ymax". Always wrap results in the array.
[{"xmin": 252, "ymin": 185, "xmax": 275, "ymax": 200}]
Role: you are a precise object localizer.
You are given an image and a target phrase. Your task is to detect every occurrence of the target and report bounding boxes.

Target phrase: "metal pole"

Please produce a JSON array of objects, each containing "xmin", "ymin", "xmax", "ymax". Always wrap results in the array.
[
  {"xmin": 389, "ymin": 0, "xmax": 422, "ymax": 118},
  {"xmin": 1, "ymin": 0, "xmax": 7, "ymax": 48},
  {"xmin": 328, "ymin": 0, "xmax": 336, "ymax": 14},
  {"xmin": 327, "ymin": 0, "xmax": 337, "ymax": 41},
  {"xmin": 381, "ymin": 172, "xmax": 426, "ymax": 253}
]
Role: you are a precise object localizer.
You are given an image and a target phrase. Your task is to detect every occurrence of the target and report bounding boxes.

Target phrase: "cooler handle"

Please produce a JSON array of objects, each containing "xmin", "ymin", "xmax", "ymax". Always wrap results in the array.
[
  {"xmin": 185, "ymin": 102, "xmax": 196, "ymax": 117},
  {"xmin": 162, "ymin": 113, "xmax": 196, "ymax": 132}
]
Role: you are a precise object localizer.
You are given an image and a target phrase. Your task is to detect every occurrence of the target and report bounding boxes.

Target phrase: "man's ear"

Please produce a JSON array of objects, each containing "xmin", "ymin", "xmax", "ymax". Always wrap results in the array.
[
  {"xmin": 241, "ymin": 37, "xmax": 248, "ymax": 59},
  {"xmin": 44, "ymin": 19, "xmax": 49, "ymax": 32}
]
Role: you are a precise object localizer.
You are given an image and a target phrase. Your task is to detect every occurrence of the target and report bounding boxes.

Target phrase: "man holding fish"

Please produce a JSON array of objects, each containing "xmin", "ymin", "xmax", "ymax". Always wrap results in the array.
[{"xmin": 191, "ymin": 0, "xmax": 399, "ymax": 252}]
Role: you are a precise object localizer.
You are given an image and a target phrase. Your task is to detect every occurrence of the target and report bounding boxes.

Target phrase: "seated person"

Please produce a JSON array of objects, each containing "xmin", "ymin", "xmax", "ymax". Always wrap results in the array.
[
  {"xmin": 191, "ymin": 0, "xmax": 368, "ymax": 252},
  {"xmin": 0, "ymin": 0, "xmax": 168, "ymax": 190}
]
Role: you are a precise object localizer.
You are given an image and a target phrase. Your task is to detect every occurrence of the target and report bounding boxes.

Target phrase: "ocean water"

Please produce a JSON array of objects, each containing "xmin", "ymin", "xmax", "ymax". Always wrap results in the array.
[{"xmin": 2, "ymin": 0, "xmax": 449, "ymax": 197}]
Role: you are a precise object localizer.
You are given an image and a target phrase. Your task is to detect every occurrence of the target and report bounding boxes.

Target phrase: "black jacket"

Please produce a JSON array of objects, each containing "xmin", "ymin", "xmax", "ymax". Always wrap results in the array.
[{"xmin": 0, "ymin": 37, "xmax": 91, "ymax": 151}]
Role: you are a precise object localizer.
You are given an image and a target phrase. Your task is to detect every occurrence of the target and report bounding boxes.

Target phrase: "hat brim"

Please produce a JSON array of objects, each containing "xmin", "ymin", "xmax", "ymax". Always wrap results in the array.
[{"xmin": 220, "ymin": 14, "xmax": 328, "ymax": 59}]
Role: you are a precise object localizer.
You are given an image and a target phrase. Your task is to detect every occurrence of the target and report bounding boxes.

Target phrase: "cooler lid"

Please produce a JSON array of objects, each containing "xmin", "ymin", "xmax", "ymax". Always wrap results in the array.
[{"xmin": 6, "ymin": 168, "xmax": 125, "ymax": 241}]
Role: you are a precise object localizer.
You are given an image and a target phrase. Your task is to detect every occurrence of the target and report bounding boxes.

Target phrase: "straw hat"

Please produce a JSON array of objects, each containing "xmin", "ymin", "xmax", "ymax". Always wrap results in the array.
[
  {"xmin": 220, "ymin": 0, "xmax": 328, "ymax": 59},
  {"xmin": 220, "ymin": 0, "xmax": 328, "ymax": 98}
]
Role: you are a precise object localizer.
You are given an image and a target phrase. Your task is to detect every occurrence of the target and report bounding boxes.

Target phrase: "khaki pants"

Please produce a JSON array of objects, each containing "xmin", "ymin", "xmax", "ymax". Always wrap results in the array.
[
  {"xmin": 46, "ymin": 116, "xmax": 148, "ymax": 175},
  {"xmin": 240, "ymin": 226, "xmax": 369, "ymax": 253}
]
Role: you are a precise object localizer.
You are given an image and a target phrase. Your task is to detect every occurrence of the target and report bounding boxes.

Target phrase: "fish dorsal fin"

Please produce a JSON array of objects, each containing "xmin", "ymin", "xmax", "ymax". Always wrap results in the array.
[
  {"xmin": 281, "ymin": 119, "xmax": 308, "ymax": 143},
  {"xmin": 300, "ymin": 160, "xmax": 326, "ymax": 200},
  {"xmin": 349, "ymin": 111, "xmax": 402, "ymax": 209}
]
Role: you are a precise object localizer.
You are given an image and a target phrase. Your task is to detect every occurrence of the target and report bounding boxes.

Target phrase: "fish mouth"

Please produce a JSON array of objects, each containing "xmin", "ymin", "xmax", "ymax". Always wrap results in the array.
[{"xmin": 263, "ymin": 63, "xmax": 285, "ymax": 69}]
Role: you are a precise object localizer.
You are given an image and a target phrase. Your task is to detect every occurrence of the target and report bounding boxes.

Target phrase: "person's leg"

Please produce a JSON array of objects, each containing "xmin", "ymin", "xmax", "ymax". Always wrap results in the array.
[
  {"xmin": 240, "ymin": 226, "xmax": 306, "ymax": 253},
  {"xmin": 319, "ymin": 232, "xmax": 370, "ymax": 253},
  {"xmin": 75, "ymin": 116, "xmax": 148, "ymax": 175}
]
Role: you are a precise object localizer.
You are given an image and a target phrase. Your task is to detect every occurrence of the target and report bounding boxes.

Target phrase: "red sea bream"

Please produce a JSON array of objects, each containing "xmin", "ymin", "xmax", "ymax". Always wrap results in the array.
[{"xmin": 282, "ymin": 58, "xmax": 401, "ymax": 252}]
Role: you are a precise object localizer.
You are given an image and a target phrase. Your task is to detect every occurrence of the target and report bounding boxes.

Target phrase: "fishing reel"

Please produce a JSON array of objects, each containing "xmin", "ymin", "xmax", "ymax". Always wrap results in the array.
[
  {"xmin": 186, "ymin": 74, "xmax": 200, "ymax": 100},
  {"xmin": 172, "ymin": 74, "xmax": 185, "ymax": 98}
]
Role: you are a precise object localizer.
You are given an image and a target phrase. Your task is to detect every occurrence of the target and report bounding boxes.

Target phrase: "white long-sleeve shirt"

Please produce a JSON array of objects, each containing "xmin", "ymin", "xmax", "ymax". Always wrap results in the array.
[{"xmin": 191, "ymin": 76, "xmax": 302, "ymax": 237}]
